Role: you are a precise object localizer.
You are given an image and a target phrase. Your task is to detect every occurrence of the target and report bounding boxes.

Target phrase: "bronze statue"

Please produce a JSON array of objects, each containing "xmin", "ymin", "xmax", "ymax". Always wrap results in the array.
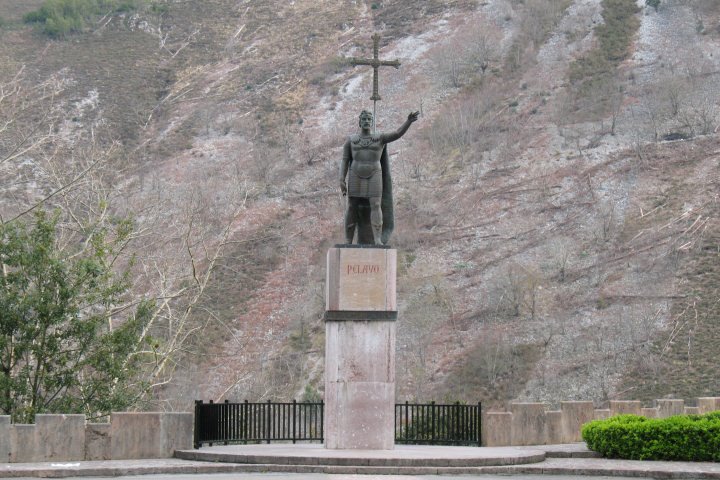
[{"xmin": 341, "ymin": 110, "xmax": 419, "ymax": 245}]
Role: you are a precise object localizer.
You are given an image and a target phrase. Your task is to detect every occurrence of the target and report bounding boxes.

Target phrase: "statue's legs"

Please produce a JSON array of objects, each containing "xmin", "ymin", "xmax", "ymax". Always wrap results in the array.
[
  {"xmin": 345, "ymin": 197, "xmax": 360, "ymax": 244},
  {"xmin": 369, "ymin": 197, "xmax": 383, "ymax": 245}
]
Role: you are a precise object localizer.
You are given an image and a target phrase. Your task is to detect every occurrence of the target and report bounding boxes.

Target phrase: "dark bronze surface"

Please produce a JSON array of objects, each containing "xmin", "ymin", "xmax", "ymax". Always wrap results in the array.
[
  {"xmin": 340, "ymin": 110, "xmax": 418, "ymax": 245},
  {"xmin": 349, "ymin": 33, "xmax": 401, "ymax": 102},
  {"xmin": 340, "ymin": 34, "xmax": 419, "ymax": 246},
  {"xmin": 324, "ymin": 310, "xmax": 398, "ymax": 321},
  {"xmin": 333, "ymin": 244, "xmax": 392, "ymax": 249}
]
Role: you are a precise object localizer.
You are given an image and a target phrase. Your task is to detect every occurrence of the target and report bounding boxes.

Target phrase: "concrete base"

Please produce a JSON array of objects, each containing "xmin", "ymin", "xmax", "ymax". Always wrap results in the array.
[
  {"xmin": 482, "ymin": 412, "xmax": 512, "ymax": 446},
  {"xmin": 511, "ymin": 403, "xmax": 546, "ymax": 446},
  {"xmin": 657, "ymin": 399, "xmax": 685, "ymax": 418},
  {"xmin": 110, "ymin": 412, "xmax": 193, "ymax": 460},
  {"xmin": 324, "ymin": 320, "xmax": 396, "ymax": 450},
  {"xmin": 0, "ymin": 411, "xmax": 193, "ymax": 463},
  {"xmin": 9, "ymin": 415, "xmax": 85, "ymax": 463},
  {"xmin": 0, "ymin": 416, "xmax": 10, "ymax": 463},
  {"xmin": 85, "ymin": 423, "xmax": 111, "ymax": 461},
  {"xmin": 37, "ymin": 414, "xmax": 85, "ymax": 462},
  {"xmin": 324, "ymin": 246, "xmax": 397, "ymax": 450},
  {"xmin": 560, "ymin": 401, "xmax": 594, "ymax": 443},
  {"xmin": 9, "ymin": 425, "xmax": 35, "ymax": 463},
  {"xmin": 176, "ymin": 443, "xmax": 546, "ymax": 467},
  {"xmin": 9, "ymin": 446, "xmax": 720, "ymax": 478},
  {"xmin": 698, "ymin": 397, "xmax": 720, "ymax": 413}
]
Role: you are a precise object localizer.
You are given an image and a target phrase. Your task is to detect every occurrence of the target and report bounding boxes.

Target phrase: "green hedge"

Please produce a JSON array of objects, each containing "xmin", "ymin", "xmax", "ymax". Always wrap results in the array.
[{"xmin": 582, "ymin": 412, "xmax": 720, "ymax": 461}]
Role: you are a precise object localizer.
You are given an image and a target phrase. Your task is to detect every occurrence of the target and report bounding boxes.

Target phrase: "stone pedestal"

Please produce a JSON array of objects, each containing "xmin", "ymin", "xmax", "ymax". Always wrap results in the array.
[
  {"xmin": 324, "ymin": 246, "xmax": 397, "ymax": 450},
  {"xmin": 560, "ymin": 401, "xmax": 594, "ymax": 443}
]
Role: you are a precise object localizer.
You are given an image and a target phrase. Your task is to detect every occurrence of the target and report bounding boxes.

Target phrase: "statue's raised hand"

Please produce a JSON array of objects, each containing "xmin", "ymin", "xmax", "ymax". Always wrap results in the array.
[{"xmin": 407, "ymin": 111, "xmax": 420, "ymax": 123}]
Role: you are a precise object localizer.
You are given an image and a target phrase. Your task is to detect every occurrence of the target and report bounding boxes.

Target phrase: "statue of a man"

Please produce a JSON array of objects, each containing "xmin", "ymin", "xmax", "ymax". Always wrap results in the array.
[{"xmin": 341, "ymin": 110, "xmax": 419, "ymax": 245}]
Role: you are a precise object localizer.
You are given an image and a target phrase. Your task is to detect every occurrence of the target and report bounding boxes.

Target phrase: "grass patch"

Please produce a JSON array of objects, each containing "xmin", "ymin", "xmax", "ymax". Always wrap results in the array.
[
  {"xmin": 569, "ymin": 0, "xmax": 640, "ymax": 90},
  {"xmin": 23, "ymin": 0, "xmax": 141, "ymax": 38},
  {"xmin": 617, "ymin": 145, "xmax": 720, "ymax": 400},
  {"xmin": 562, "ymin": 0, "xmax": 640, "ymax": 121}
]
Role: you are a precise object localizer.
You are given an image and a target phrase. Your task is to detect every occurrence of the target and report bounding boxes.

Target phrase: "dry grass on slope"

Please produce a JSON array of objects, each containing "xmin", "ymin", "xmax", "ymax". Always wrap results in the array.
[{"xmin": 618, "ymin": 137, "xmax": 720, "ymax": 401}]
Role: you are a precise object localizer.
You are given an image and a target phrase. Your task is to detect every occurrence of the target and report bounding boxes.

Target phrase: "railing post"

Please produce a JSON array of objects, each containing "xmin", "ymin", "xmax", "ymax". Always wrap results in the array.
[
  {"xmin": 223, "ymin": 399, "xmax": 229, "ymax": 445},
  {"xmin": 431, "ymin": 401, "xmax": 436, "ymax": 443},
  {"xmin": 266, "ymin": 399, "xmax": 271, "ymax": 444},
  {"xmin": 405, "ymin": 401, "xmax": 409, "ymax": 443},
  {"xmin": 414, "ymin": 402, "xmax": 418, "ymax": 443},
  {"xmin": 320, "ymin": 400, "xmax": 324, "ymax": 443},
  {"xmin": 194, "ymin": 400, "xmax": 202, "ymax": 449},
  {"xmin": 450, "ymin": 400, "xmax": 468, "ymax": 441},
  {"xmin": 243, "ymin": 400, "xmax": 249, "ymax": 445},
  {"xmin": 208, "ymin": 399, "xmax": 214, "ymax": 447},
  {"xmin": 292, "ymin": 399, "xmax": 297, "ymax": 444},
  {"xmin": 393, "ymin": 403, "xmax": 397, "ymax": 443},
  {"xmin": 478, "ymin": 402, "xmax": 482, "ymax": 447},
  {"xmin": 453, "ymin": 400, "xmax": 462, "ymax": 441}
]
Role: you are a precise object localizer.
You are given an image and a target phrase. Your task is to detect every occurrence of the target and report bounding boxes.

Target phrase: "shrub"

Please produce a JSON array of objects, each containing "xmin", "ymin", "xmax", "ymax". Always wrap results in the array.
[
  {"xmin": 115, "ymin": 1, "xmax": 137, "ymax": 12},
  {"xmin": 662, "ymin": 131, "xmax": 692, "ymax": 141},
  {"xmin": 23, "ymin": 0, "xmax": 139, "ymax": 38},
  {"xmin": 582, "ymin": 412, "xmax": 720, "ymax": 461},
  {"xmin": 149, "ymin": 2, "xmax": 169, "ymax": 14}
]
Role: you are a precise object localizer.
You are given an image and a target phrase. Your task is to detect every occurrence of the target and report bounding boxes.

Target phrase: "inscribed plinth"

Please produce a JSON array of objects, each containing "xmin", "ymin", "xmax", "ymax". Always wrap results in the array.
[{"xmin": 324, "ymin": 246, "xmax": 397, "ymax": 449}]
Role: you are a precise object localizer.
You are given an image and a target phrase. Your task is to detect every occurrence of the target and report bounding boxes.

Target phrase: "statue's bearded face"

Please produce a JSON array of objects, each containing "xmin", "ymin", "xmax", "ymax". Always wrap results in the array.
[{"xmin": 359, "ymin": 112, "xmax": 373, "ymax": 129}]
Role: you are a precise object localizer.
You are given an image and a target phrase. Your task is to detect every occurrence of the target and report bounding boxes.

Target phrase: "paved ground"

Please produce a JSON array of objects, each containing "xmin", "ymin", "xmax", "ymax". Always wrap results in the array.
[
  {"xmin": 2, "ymin": 444, "xmax": 720, "ymax": 478},
  {"xmin": 8, "ymin": 474, "xmax": 641, "ymax": 480},
  {"xmin": 175, "ymin": 443, "xmax": 548, "ymax": 466}
]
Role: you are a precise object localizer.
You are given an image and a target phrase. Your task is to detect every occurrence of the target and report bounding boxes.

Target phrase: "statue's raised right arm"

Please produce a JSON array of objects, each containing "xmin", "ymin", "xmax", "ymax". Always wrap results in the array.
[{"xmin": 381, "ymin": 111, "xmax": 420, "ymax": 143}]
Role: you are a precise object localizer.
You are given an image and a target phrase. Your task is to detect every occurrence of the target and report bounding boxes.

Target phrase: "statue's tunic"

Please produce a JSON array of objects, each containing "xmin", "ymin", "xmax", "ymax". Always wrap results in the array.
[{"xmin": 345, "ymin": 134, "xmax": 384, "ymax": 198}]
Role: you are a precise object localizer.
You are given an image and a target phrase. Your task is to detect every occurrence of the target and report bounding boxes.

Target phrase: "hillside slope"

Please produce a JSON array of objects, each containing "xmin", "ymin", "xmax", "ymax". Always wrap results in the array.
[{"xmin": 1, "ymin": 0, "xmax": 718, "ymax": 410}]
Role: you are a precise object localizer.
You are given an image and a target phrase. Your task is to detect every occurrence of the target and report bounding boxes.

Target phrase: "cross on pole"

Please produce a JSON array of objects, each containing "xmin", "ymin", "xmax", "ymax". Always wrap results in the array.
[{"xmin": 348, "ymin": 34, "xmax": 401, "ymax": 132}]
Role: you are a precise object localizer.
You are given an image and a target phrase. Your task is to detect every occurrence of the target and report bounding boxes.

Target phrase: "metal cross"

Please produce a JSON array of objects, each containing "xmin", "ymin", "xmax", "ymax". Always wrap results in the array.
[{"xmin": 349, "ymin": 34, "xmax": 401, "ymax": 132}]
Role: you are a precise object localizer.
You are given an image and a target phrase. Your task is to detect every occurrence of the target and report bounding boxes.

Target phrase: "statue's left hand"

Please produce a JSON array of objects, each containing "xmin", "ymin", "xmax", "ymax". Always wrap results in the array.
[{"xmin": 408, "ymin": 111, "xmax": 420, "ymax": 123}]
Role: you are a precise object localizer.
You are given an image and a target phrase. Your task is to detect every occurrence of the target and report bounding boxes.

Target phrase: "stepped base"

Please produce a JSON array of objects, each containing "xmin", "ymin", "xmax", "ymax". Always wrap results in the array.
[{"xmin": 175, "ymin": 443, "xmax": 546, "ymax": 470}]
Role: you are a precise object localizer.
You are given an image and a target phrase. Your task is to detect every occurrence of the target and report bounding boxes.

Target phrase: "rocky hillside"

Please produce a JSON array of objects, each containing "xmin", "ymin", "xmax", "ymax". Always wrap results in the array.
[{"xmin": 1, "ymin": 0, "xmax": 718, "ymax": 411}]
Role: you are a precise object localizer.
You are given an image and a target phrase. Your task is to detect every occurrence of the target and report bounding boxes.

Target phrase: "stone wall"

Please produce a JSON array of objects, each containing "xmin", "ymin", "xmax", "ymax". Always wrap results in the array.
[
  {"xmin": 481, "ymin": 396, "xmax": 720, "ymax": 446},
  {"xmin": 2, "ymin": 396, "xmax": 718, "ymax": 460},
  {"xmin": 0, "ymin": 412, "xmax": 192, "ymax": 463}
]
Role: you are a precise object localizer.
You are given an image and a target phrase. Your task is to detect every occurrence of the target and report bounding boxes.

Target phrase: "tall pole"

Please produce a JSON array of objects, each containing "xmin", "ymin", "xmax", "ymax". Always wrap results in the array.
[{"xmin": 373, "ymin": 100, "xmax": 377, "ymax": 133}]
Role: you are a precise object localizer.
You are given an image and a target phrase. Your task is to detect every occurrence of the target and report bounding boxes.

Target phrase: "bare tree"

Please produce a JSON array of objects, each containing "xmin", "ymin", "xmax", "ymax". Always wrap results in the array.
[
  {"xmin": 498, "ymin": 263, "xmax": 543, "ymax": 319},
  {"xmin": 0, "ymin": 64, "xmax": 263, "ymax": 411},
  {"xmin": 431, "ymin": 22, "xmax": 501, "ymax": 89}
]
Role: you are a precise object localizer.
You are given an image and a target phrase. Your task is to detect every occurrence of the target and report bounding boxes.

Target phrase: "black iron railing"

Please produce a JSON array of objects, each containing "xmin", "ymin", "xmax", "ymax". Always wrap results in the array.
[
  {"xmin": 194, "ymin": 399, "xmax": 481, "ymax": 448},
  {"xmin": 194, "ymin": 399, "xmax": 323, "ymax": 448},
  {"xmin": 395, "ymin": 401, "xmax": 482, "ymax": 446}
]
